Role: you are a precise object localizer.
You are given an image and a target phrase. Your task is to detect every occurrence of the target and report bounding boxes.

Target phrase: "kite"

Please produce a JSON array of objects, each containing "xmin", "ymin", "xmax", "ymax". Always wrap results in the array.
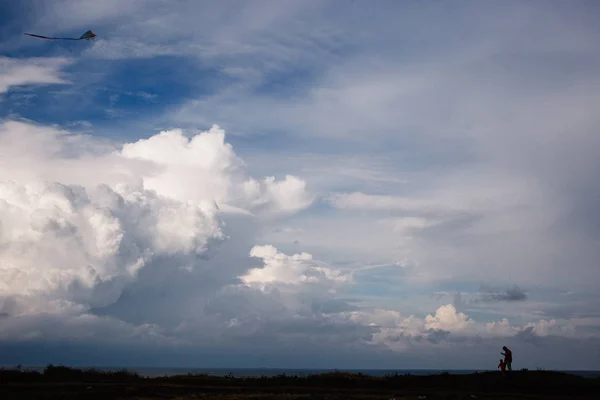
[{"xmin": 24, "ymin": 30, "xmax": 96, "ymax": 41}]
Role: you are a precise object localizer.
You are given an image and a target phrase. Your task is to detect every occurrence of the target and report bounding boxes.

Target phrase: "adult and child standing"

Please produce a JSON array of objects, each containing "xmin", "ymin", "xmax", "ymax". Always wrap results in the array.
[{"xmin": 498, "ymin": 346, "xmax": 513, "ymax": 376}]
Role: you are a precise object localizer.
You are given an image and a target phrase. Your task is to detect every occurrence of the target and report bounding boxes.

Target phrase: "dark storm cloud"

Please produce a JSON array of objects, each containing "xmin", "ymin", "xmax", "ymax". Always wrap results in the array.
[
  {"xmin": 477, "ymin": 284, "xmax": 528, "ymax": 303},
  {"xmin": 433, "ymin": 284, "xmax": 528, "ymax": 306},
  {"xmin": 426, "ymin": 328, "xmax": 450, "ymax": 344}
]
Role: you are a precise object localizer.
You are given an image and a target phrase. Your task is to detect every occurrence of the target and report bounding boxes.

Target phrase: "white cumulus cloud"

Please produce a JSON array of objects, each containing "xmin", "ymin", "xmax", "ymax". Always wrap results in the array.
[
  {"xmin": 0, "ymin": 120, "xmax": 314, "ymax": 323},
  {"xmin": 0, "ymin": 179, "xmax": 224, "ymax": 315},
  {"xmin": 119, "ymin": 125, "xmax": 314, "ymax": 215},
  {"xmin": 241, "ymin": 245, "xmax": 351, "ymax": 291}
]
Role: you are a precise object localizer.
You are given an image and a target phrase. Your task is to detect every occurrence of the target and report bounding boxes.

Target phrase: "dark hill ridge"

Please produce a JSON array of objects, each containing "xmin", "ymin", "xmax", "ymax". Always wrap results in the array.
[{"xmin": 1, "ymin": 365, "xmax": 599, "ymax": 399}]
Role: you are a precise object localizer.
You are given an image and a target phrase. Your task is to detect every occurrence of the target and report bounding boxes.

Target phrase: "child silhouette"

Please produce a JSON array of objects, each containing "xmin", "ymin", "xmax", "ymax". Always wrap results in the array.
[{"xmin": 498, "ymin": 359, "xmax": 506, "ymax": 375}]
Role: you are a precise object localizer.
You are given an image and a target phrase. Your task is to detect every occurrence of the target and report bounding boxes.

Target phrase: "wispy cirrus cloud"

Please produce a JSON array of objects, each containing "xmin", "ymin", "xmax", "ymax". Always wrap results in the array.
[{"xmin": 0, "ymin": 56, "xmax": 71, "ymax": 96}]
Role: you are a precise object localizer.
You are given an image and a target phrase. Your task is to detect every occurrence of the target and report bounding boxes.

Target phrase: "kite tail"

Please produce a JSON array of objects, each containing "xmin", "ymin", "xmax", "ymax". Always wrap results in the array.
[{"xmin": 24, "ymin": 33, "xmax": 81, "ymax": 40}]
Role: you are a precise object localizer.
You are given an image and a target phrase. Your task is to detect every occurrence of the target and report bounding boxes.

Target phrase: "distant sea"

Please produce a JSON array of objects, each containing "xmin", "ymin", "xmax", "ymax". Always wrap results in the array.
[{"xmin": 9, "ymin": 366, "xmax": 600, "ymax": 378}]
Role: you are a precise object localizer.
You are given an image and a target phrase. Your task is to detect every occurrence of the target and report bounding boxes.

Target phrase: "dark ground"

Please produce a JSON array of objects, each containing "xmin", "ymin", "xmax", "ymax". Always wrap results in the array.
[{"xmin": 1, "ymin": 365, "xmax": 599, "ymax": 399}]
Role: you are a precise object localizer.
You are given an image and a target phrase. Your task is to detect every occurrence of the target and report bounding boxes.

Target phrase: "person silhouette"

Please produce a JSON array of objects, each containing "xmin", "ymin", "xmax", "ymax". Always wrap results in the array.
[
  {"xmin": 498, "ymin": 359, "xmax": 506, "ymax": 375},
  {"xmin": 501, "ymin": 346, "xmax": 512, "ymax": 373}
]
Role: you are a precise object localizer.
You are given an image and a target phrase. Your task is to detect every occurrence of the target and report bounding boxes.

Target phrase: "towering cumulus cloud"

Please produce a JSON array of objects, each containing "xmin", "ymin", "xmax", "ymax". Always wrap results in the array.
[
  {"xmin": 0, "ymin": 179, "xmax": 222, "ymax": 313},
  {"xmin": 119, "ymin": 125, "xmax": 314, "ymax": 215},
  {"xmin": 0, "ymin": 120, "xmax": 313, "ymax": 325}
]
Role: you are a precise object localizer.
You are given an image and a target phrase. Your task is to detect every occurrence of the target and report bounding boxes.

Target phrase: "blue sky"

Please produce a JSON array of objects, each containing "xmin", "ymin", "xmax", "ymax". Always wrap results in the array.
[{"xmin": 1, "ymin": 0, "xmax": 600, "ymax": 369}]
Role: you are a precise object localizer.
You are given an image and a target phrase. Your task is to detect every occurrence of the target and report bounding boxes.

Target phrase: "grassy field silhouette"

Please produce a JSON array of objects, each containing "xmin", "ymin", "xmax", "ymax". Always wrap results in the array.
[{"xmin": 1, "ymin": 365, "xmax": 599, "ymax": 399}]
